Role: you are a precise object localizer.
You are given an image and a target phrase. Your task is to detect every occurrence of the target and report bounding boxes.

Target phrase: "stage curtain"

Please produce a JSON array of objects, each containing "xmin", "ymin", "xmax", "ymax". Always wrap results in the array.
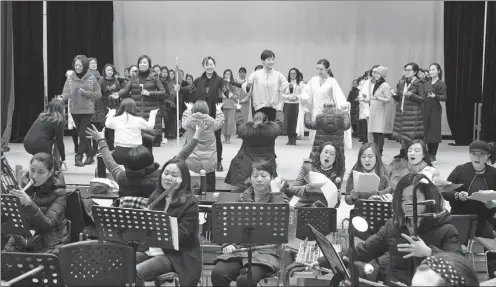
[
  {"xmin": 113, "ymin": 1, "xmax": 447, "ymax": 134},
  {"xmin": 47, "ymin": 1, "xmax": 114, "ymax": 100},
  {"xmin": 444, "ymin": 1, "xmax": 485, "ymax": 145},
  {"xmin": 1, "ymin": 1, "xmax": 15, "ymax": 149},
  {"xmin": 481, "ymin": 1, "xmax": 496, "ymax": 142},
  {"xmin": 9, "ymin": 2, "xmax": 44, "ymax": 143}
]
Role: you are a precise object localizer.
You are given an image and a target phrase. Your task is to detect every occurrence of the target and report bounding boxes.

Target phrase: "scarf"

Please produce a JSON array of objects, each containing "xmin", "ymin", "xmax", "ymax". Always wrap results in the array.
[
  {"xmin": 408, "ymin": 160, "xmax": 429, "ymax": 173},
  {"xmin": 373, "ymin": 78, "xmax": 385, "ymax": 95}
]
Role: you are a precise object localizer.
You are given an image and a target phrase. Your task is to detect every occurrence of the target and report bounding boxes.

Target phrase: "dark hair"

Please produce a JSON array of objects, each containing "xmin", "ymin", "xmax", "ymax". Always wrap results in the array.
[
  {"xmin": 260, "ymin": 49, "xmax": 275, "ymax": 61},
  {"xmin": 239, "ymin": 67, "xmax": 247, "ymax": 73},
  {"xmin": 152, "ymin": 64, "xmax": 161, "ymax": 71},
  {"xmin": 88, "ymin": 57, "xmax": 97, "ymax": 69},
  {"xmin": 252, "ymin": 111, "xmax": 268, "ymax": 128},
  {"xmin": 352, "ymin": 143, "xmax": 387, "ymax": 178},
  {"xmin": 102, "ymin": 63, "xmax": 117, "ymax": 78},
  {"xmin": 192, "ymin": 100, "xmax": 209, "ymax": 114},
  {"xmin": 312, "ymin": 142, "xmax": 345, "ymax": 177},
  {"xmin": 252, "ymin": 160, "xmax": 275, "ymax": 178},
  {"xmin": 429, "ymin": 63, "xmax": 443, "ymax": 80},
  {"xmin": 137, "ymin": 55, "xmax": 152, "ymax": 69},
  {"xmin": 157, "ymin": 157, "xmax": 193, "ymax": 205},
  {"xmin": 405, "ymin": 139, "xmax": 433, "ymax": 166},
  {"xmin": 128, "ymin": 65, "xmax": 138, "ymax": 71},
  {"xmin": 416, "ymin": 252, "xmax": 479, "ymax": 287},
  {"xmin": 124, "ymin": 68, "xmax": 129, "ymax": 72},
  {"xmin": 31, "ymin": 152, "xmax": 55, "ymax": 171},
  {"xmin": 72, "ymin": 55, "xmax": 89, "ymax": 74},
  {"xmin": 404, "ymin": 62, "xmax": 420, "ymax": 76},
  {"xmin": 160, "ymin": 66, "xmax": 170, "ymax": 81},
  {"xmin": 39, "ymin": 99, "xmax": 65, "ymax": 126},
  {"xmin": 169, "ymin": 69, "xmax": 175, "ymax": 81},
  {"xmin": 317, "ymin": 59, "xmax": 334, "ymax": 77},
  {"xmin": 254, "ymin": 65, "xmax": 263, "ymax": 71},
  {"xmin": 125, "ymin": 145, "xmax": 154, "ymax": 171},
  {"xmin": 223, "ymin": 69, "xmax": 235, "ymax": 83},
  {"xmin": 115, "ymin": 98, "xmax": 138, "ymax": 118},
  {"xmin": 202, "ymin": 56, "xmax": 216, "ymax": 66},
  {"xmin": 185, "ymin": 74, "xmax": 194, "ymax": 82},
  {"xmin": 368, "ymin": 65, "xmax": 380, "ymax": 77},
  {"xmin": 392, "ymin": 173, "xmax": 444, "ymax": 227},
  {"xmin": 287, "ymin": 67, "xmax": 303, "ymax": 85}
]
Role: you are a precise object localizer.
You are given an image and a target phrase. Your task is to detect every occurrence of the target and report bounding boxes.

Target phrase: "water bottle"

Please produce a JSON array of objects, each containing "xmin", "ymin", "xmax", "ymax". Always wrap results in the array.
[{"xmin": 200, "ymin": 170, "xmax": 207, "ymax": 195}]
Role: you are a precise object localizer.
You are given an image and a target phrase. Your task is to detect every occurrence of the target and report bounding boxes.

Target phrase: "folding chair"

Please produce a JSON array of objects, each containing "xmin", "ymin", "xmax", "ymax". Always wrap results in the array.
[{"xmin": 451, "ymin": 214, "xmax": 478, "ymax": 268}]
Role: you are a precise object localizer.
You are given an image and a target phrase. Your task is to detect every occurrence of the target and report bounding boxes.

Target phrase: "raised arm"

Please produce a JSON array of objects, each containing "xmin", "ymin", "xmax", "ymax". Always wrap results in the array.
[
  {"xmin": 97, "ymin": 139, "xmax": 125, "ymax": 182},
  {"xmin": 177, "ymin": 135, "xmax": 199, "ymax": 160},
  {"xmin": 139, "ymin": 110, "xmax": 158, "ymax": 130}
]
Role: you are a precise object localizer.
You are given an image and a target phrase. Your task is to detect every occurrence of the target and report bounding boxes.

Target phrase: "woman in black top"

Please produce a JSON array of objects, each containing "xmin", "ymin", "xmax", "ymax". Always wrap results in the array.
[
  {"xmin": 96, "ymin": 64, "xmax": 121, "ymax": 150},
  {"xmin": 24, "ymin": 99, "xmax": 66, "ymax": 170}
]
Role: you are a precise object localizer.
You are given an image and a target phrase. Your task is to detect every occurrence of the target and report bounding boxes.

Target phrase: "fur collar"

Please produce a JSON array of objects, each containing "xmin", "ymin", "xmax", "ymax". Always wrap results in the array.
[{"xmin": 240, "ymin": 121, "xmax": 279, "ymax": 138}]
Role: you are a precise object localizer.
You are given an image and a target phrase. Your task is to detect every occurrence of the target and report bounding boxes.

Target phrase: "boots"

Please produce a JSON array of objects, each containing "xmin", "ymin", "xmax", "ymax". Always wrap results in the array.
[
  {"xmin": 84, "ymin": 155, "xmax": 95, "ymax": 165},
  {"xmin": 394, "ymin": 149, "xmax": 406, "ymax": 159},
  {"xmin": 292, "ymin": 135, "xmax": 297, "ymax": 145},
  {"xmin": 75, "ymin": 155, "xmax": 84, "ymax": 167},
  {"xmin": 216, "ymin": 162, "xmax": 223, "ymax": 172},
  {"xmin": 287, "ymin": 136, "xmax": 292, "ymax": 145}
]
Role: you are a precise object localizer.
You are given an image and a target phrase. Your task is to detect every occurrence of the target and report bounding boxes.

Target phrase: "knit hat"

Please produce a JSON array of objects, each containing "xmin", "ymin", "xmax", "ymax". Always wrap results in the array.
[
  {"xmin": 469, "ymin": 140, "xmax": 491, "ymax": 154},
  {"xmin": 125, "ymin": 145, "xmax": 155, "ymax": 170},
  {"xmin": 376, "ymin": 66, "xmax": 388, "ymax": 79}
]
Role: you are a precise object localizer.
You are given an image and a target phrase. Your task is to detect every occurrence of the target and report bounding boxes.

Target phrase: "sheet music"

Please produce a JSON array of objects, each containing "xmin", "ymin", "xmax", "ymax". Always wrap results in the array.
[
  {"xmin": 92, "ymin": 198, "xmax": 113, "ymax": 207},
  {"xmin": 308, "ymin": 171, "xmax": 339, "ymax": 207},
  {"xmin": 352, "ymin": 171, "xmax": 381, "ymax": 193},
  {"xmin": 469, "ymin": 190, "xmax": 496, "ymax": 203},
  {"xmin": 169, "ymin": 216, "xmax": 179, "ymax": 251}
]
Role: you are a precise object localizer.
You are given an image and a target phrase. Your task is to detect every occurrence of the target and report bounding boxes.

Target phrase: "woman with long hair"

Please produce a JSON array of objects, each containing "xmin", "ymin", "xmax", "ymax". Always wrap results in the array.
[
  {"xmin": 421, "ymin": 63, "xmax": 447, "ymax": 163},
  {"xmin": 105, "ymin": 98, "xmax": 158, "ymax": 165},
  {"xmin": 24, "ymin": 99, "xmax": 67, "ymax": 170},
  {"xmin": 59, "ymin": 54, "xmax": 102, "ymax": 167},
  {"xmin": 221, "ymin": 69, "xmax": 239, "ymax": 144},
  {"xmin": 225, "ymin": 107, "xmax": 284, "ymax": 188},
  {"xmin": 112, "ymin": 55, "xmax": 167, "ymax": 151},
  {"xmin": 282, "ymin": 67, "xmax": 305, "ymax": 145}
]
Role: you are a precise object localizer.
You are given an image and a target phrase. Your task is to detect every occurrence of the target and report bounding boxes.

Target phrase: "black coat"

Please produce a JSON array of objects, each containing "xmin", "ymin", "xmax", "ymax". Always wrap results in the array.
[
  {"xmin": 343, "ymin": 211, "xmax": 461, "ymax": 285},
  {"xmin": 392, "ymin": 78, "xmax": 424, "ymax": 142},
  {"xmin": 420, "ymin": 80, "xmax": 447, "ymax": 143},
  {"xmin": 225, "ymin": 111, "xmax": 284, "ymax": 187}
]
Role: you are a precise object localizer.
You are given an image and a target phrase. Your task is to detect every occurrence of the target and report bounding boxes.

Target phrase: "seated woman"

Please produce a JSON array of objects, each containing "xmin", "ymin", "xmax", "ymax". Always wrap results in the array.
[
  {"xmin": 105, "ymin": 98, "xmax": 158, "ymax": 165},
  {"xmin": 412, "ymin": 252, "xmax": 479, "ymax": 287},
  {"xmin": 404, "ymin": 139, "xmax": 436, "ymax": 173},
  {"xmin": 85, "ymin": 123, "xmax": 203, "ymax": 198},
  {"xmin": 285, "ymin": 141, "xmax": 344, "ymax": 207},
  {"xmin": 369, "ymin": 158, "xmax": 411, "ymax": 202},
  {"xmin": 443, "ymin": 140, "xmax": 496, "ymax": 238},
  {"xmin": 313, "ymin": 173, "xmax": 462, "ymax": 286},
  {"xmin": 23, "ymin": 99, "xmax": 66, "ymax": 171},
  {"xmin": 182, "ymin": 100, "xmax": 224, "ymax": 192},
  {"xmin": 4, "ymin": 153, "xmax": 69, "ymax": 254},
  {"xmin": 211, "ymin": 161, "xmax": 289, "ymax": 287},
  {"xmin": 344, "ymin": 143, "xmax": 389, "ymax": 205},
  {"xmin": 135, "ymin": 158, "xmax": 201, "ymax": 287},
  {"xmin": 225, "ymin": 107, "xmax": 284, "ymax": 189}
]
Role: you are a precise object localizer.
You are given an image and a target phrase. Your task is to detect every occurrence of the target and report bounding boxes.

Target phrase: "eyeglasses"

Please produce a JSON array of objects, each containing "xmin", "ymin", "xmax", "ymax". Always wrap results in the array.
[{"xmin": 404, "ymin": 68, "xmax": 413, "ymax": 72}]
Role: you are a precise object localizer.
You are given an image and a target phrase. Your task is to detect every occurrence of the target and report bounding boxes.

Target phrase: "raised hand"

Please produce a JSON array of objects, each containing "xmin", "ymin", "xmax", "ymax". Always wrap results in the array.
[
  {"xmin": 270, "ymin": 177, "xmax": 285, "ymax": 193},
  {"xmin": 216, "ymin": 103, "xmax": 223, "ymax": 111},
  {"xmin": 85, "ymin": 124, "xmax": 105, "ymax": 141},
  {"xmin": 397, "ymin": 233, "xmax": 432, "ymax": 258},
  {"xmin": 185, "ymin": 102, "xmax": 193, "ymax": 111}
]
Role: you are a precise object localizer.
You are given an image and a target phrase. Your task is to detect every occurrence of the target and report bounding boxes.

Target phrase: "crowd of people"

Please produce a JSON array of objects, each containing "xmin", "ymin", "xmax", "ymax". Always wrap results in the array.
[{"xmin": 4, "ymin": 48, "xmax": 496, "ymax": 287}]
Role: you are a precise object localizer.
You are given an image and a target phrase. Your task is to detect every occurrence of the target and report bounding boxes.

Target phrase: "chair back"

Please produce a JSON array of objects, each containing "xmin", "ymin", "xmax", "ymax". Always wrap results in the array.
[
  {"xmin": 1, "ymin": 252, "xmax": 63, "ymax": 286},
  {"xmin": 450, "ymin": 214, "xmax": 478, "ymax": 246},
  {"xmin": 58, "ymin": 240, "xmax": 135, "ymax": 286}
]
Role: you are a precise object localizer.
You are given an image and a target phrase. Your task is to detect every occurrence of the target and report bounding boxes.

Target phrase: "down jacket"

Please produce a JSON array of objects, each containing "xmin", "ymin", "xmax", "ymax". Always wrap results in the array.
[
  {"xmin": 225, "ymin": 111, "xmax": 284, "ymax": 187},
  {"xmin": 117, "ymin": 69, "xmax": 167, "ymax": 130},
  {"xmin": 61, "ymin": 71, "xmax": 102, "ymax": 114},
  {"xmin": 392, "ymin": 78, "xmax": 424, "ymax": 142},
  {"xmin": 4, "ymin": 171, "xmax": 69, "ymax": 254},
  {"xmin": 182, "ymin": 109, "xmax": 224, "ymax": 173}
]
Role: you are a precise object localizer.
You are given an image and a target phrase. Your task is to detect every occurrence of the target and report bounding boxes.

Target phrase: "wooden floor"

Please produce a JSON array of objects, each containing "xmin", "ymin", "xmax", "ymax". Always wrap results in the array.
[{"xmin": 4, "ymin": 135, "xmax": 471, "ymax": 225}]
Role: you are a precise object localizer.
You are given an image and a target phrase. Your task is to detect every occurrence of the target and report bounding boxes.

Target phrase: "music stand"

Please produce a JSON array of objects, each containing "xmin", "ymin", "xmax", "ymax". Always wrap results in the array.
[
  {"xmin": 1, "ymin": 152, "xmax": 20, "ymax": 193},
  {"xmin": 1, "ymin": 194, "xmax": 31, "ymax": 237},
  {"xmin": 1, "ymin": 252, "xmax": 63, "ymax": 286},
  {"xmin": 211, "ymin": 202, "xmax": 290, "ymax": 283},
  {"xmin": 353, "ymin": 200, "xmax": 392, "ymax": 240},
  {"xmin": 295, "ymin": 207, "xmax": 336, "ymax": 241},
  {"xmin": 92, "ymin": 206, "xmax": 177, "ymax": 283}
]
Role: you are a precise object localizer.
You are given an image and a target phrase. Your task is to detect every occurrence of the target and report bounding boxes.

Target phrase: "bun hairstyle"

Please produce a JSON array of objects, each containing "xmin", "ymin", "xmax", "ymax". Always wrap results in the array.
[
  {"xmin": 317, "ymin": 59, "xmax": 334, "ymax": 77},
  {"xmin": 252, "ymin": 111, "xmax": 268, "ymax": 128}
]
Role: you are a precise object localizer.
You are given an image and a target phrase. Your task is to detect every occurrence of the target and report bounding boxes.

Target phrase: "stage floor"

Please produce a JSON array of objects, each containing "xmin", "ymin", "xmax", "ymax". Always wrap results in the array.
[{"xmin": 4, "ymin": 136, "xmax": 467, "ymax": 224}]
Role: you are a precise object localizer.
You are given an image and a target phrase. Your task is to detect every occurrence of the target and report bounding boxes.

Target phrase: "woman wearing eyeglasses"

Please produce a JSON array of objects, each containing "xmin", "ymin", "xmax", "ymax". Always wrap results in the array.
[{"xmin": 443, "ymin": 141, "xmax": 496, "ymax": 238}]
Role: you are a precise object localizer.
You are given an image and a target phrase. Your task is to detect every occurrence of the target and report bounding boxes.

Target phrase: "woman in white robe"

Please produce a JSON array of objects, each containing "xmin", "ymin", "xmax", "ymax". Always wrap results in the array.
[{"xmin": 299, "ymin": 59, "xmax": 352, "ymax": 149}]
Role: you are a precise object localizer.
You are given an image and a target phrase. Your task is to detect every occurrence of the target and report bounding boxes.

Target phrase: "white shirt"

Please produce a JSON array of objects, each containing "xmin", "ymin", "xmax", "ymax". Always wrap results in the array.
[
  {"xmin": 247, "ymin": 69, "xmax": 290, "ymax": 111},
  {"xmin": 105, "ymin": 111, "xmax": 156, "ymax": 148}
]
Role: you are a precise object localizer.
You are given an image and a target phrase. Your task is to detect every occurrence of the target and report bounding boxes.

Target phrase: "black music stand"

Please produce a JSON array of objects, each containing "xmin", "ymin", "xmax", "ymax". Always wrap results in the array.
[
  {"xmin": 1, "ymin": 252, "xmax": 63, "ymax": 286},
  {"xmin": 92, "ymin": 206, "xmax": 178, "ymax": 283},
  {"xmin": 1, "ymin": 194, "xmax": 31, "ymax": 237},
  {"xmin": 353, "ymin": 200, "xmax": 392, "ymax": 240},
  {"xmin": 1, "ymin": 151, "xmax": 20, "ymax": 193},
  {"xmin": 295, "ymin": 207, "xmax": 336, "ymax": 241},
  {"xmin": 211, "ymin": 202, "xmax": 290, "ymax": 283}
]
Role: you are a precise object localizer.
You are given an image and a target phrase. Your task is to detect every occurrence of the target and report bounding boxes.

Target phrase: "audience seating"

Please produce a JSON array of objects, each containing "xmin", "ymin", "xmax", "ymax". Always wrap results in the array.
[{"xmin": 58, "ymin": 240, "xmax": 135, "ymax": 286}]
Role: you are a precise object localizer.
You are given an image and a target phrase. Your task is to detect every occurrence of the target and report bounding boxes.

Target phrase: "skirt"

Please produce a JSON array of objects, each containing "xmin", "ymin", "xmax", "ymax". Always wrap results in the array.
[{"xmin": 222, "ymin": 108, "xmax": 236, "ymax": 136}]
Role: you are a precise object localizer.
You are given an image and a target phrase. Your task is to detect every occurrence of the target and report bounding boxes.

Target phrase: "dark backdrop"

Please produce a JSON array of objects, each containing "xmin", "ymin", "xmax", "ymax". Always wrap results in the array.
[
  {"xmin": 47, "ymin": 1, "xmax": 114, "ymax": 100},
  {"xmin": 481, "ymin": 1, "xmax": 496, "ymax": 142},
  {"xmin": 10, "ymin": 2, "xmax": 44, "ymax": 143},
  {"xmin": 444, "ymin": 1, "xmax": 486, "ymax": 145}
]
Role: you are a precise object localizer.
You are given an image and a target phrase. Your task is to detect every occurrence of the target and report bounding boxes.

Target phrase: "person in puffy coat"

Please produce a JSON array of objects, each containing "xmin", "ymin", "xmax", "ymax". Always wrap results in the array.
[
  {"xmin": 303, "ymin": 100, "xmax": 351, "ymax": 179},
  {"xmin": 392, "ymin": 62, "xmax": 425, "ymax": 159},
  {"xmin": 4, "ymin": 153, "xmax": 69, "ymax": 254},
  {"xmin": 182, "ymin": 100, "xmax": 224, "ymax": 192},
  {"xmin": 225, "ymin": 105, "xmax": 284, "ymax": 188},
  {"xmin": 113, "ymin": 55, "xmax": 167, "ymax": 152},
  {"xmin": 60, "ymin": 54, "xmax": 102, "ymax": 167}
]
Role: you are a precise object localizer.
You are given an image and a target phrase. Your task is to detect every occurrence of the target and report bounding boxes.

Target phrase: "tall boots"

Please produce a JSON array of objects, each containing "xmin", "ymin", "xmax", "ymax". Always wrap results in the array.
[
  {"xmin": 286, "ymin": 135, "xmax": 297, "ymax": 145},
  {"xmin": 75, "ymin": 154, "xmax": 84, "ymax": 167}
]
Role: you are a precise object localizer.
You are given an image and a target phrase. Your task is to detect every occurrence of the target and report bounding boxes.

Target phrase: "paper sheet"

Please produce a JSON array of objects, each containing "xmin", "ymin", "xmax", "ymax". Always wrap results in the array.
[
  {"xmin": 352, "ymin": 171, "xmax": 381, "ymax": 194},
  {"xmin": 308, "ymin": 171, "xmax": 339, "ymax": 207},
  {"xmin": 469, "ymin": 190, "xmax": 496, "ymax": 203},
  {"xmin": 92, "ymin": 198, "xmax": 114, "ymax": 207},
  {"xmin": 169, "ymin": 216, "xmax": 179, "ymax": 251}
]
